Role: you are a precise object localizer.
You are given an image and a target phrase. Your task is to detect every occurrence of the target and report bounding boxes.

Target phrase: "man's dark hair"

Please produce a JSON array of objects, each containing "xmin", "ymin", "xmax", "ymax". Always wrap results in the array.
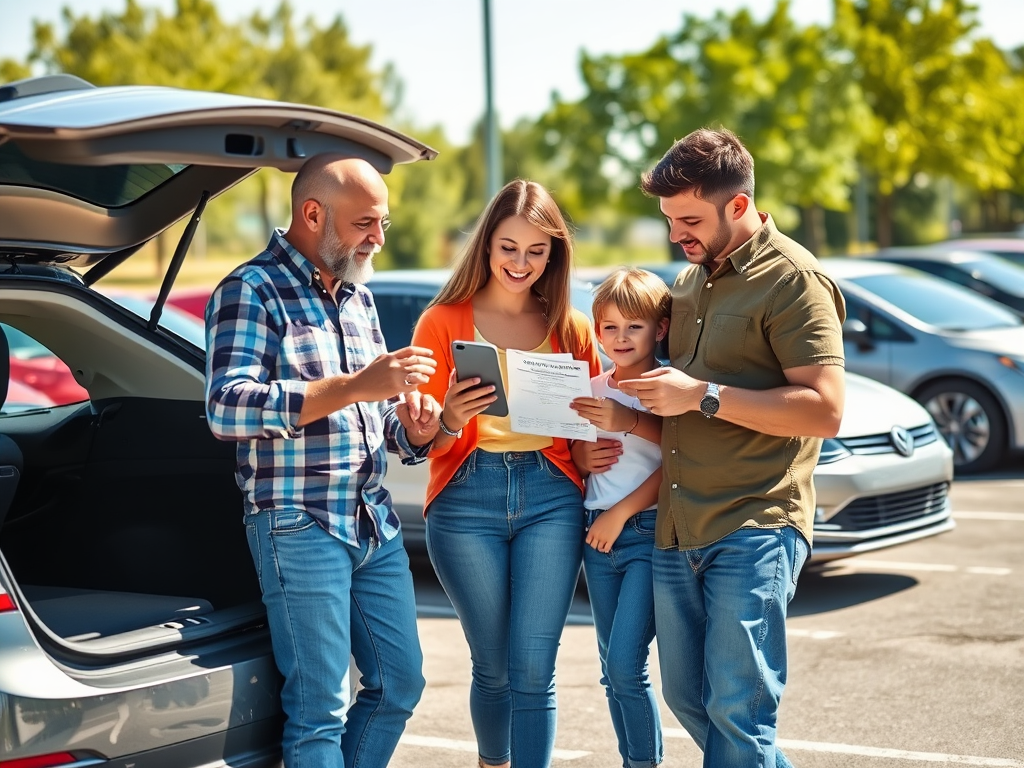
[{"xmin": 640, "ymin": 128, "xmax": 755, "ymax": 204}]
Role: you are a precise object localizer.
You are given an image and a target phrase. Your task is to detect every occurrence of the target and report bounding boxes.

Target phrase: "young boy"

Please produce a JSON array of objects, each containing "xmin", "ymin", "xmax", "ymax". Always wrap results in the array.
[{"xmin": 571, "ymin": 267, "xmax": 671, "ymax": 768}]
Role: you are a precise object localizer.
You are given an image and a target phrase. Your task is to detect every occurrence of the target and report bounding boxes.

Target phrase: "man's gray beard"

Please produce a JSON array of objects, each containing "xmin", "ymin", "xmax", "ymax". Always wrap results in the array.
[{"xmin": 319, "ymin": 226, "xmax": 377, "ymax": 285}]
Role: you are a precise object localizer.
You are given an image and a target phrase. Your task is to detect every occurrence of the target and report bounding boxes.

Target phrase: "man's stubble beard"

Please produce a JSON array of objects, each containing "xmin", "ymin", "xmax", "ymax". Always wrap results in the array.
[{"xmin": 699, "ymin": 208, "xmax": 733, "ymax": 266}]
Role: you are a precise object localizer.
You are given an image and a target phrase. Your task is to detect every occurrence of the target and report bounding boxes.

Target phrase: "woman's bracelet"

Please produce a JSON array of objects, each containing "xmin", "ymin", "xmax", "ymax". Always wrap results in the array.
[
  {"xmin": 438, "ymin": 414, "xmax": 463, "ymax": 439},
  {"xmin": 625, "ymin": 408, "xmax": 639, "ymax": 434}
]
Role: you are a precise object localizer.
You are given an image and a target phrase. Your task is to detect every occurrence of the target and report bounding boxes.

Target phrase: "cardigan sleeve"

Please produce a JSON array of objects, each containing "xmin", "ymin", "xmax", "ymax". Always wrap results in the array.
[{"xmin": 411, "ymin": 304, "xmax": 460, "ymax": 457}]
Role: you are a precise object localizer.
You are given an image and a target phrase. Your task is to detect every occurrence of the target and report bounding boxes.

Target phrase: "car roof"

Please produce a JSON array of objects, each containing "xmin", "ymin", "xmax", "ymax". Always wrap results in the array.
[
  {"xmin": 874, "ymin": 248, "xmax": 1004, "ymax": 265},
  {"xmin": 0, "ymin": 76, "xmax": 437, "ymax": 270},
  {"xmin": 816, "ymin": 256, "xmax": 912, "ymax": 279}
]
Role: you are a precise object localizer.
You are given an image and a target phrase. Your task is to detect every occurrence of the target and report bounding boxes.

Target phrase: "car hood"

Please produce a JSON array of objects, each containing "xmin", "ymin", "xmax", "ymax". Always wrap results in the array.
[
  {"xmin": 0, "ymin": 78, "xmax": 436, "ymax": 269},
  {"xmin": 940, "ymin": 323, "xmax": 1024, "ymax": 354},
  {"xmin": 839, "ymin": 372, "xmax": 932, "ymax": 437}
]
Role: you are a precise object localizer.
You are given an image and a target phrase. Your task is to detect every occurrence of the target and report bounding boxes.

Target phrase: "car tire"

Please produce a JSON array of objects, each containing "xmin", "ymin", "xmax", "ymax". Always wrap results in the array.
[{"xmin": 916, "ymin": 378, "xmax": 1007, "ymax": 474}]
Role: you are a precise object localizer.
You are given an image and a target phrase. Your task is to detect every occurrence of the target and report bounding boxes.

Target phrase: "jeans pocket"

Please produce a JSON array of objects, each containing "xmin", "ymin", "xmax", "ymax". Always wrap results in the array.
[
  {"xmin": 792, "ymin": 533, "xmax": 809, "ymax": 586},
  {"xmin": 245, "ymin": 519, "xmax": 262, "ymax": 580},
  {"xmin": 632, "ymin": 510, "xmax": 658, "ymax": 536},
  {"xmin": 447, "ymin": 455, "xmax": 474, "ymax": 487},
  {"xmin": 540, "ymin": 453, "xmax": 568, "ymax": 481},
  {"xmin": 269, "ymin": 509, "xmax": 319, "ymax": 535}
]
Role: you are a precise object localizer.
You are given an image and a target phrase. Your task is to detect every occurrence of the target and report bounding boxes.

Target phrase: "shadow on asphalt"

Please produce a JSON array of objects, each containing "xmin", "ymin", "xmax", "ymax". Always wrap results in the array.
[{"xmin": 789, "ymin": 566, "xmax": 918, "ymax": 617}]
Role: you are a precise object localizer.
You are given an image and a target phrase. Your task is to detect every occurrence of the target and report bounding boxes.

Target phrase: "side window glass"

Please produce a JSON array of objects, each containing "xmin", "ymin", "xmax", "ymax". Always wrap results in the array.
[
  {"xmin": 2, "ymin": 323, "xmax": 89, "ymax": 414},
  {"xmin": 375, "ymin": 294, "xmax": 432, "ymax": 351}
]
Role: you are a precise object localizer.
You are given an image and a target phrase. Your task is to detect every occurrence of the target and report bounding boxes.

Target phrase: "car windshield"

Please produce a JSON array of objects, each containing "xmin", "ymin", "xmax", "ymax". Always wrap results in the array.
[
  {"xmin": 106, "ymin": 294, "xmax": 207, "ymax": 347},
  {"xmin": 849, "ymin": 272, "xmax": 1022, "ymax": 330},
  {"xmin": 0, "ymin": 141, "xmax": 187, "ymax": 208},
  {"xmin": 954, "ymin": 258, "xmax": 1024, "ymax": 296}
]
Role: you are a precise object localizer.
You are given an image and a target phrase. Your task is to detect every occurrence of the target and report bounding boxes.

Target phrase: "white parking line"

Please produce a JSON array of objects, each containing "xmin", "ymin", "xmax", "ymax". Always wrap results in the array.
[
  {"xmin": 847, "ymin": 559, "xmax": 1011, "ymax": 575},
  {"xmin": 400, "ymin": 734, "xmax": 590, "ymax": 761},
  {"xmin": 665, "ymin": 729, "xmax": 1022, "ymax": 765},
  {"xmin": 954, "ymin": 511, "xmax": 1024, "ymax": 522},
  {"xmin": 787, "ymin": 628, "xmax": 844, "ymax": 640}
]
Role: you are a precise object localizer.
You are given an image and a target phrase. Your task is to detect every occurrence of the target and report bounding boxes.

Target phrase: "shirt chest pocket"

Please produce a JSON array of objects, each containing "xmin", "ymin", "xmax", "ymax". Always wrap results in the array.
[
  {"xmin": 280, "ymin": 323, "xmax": 340, "ymax": 380},
  {"xmin": 702, "ymin": 314, "xmax": 751, "ymax": 375}
]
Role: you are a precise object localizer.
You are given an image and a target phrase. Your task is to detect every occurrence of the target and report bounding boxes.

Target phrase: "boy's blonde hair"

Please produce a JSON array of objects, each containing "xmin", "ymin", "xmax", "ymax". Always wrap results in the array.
[{"xmin": 591, "ymin": 267, "xmax": 671, "ymax": 325}]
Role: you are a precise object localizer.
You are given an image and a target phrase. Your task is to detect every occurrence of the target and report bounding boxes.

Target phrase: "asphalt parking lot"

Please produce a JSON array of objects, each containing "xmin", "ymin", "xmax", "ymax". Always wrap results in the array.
[{"xmin": 391, "ymin": 460, "xmax": 1024, "ymax": 768}]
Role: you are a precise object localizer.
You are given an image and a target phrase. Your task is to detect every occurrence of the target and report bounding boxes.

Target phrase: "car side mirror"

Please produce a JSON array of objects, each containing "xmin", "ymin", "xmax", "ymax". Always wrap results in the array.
[{"xmin": 842, "ymin": 318, "xmax": 874, "ymax": 351}]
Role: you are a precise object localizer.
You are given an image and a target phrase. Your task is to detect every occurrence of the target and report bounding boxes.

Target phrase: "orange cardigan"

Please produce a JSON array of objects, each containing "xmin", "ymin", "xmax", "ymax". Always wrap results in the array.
[{"xmin": 411, "ymin": 299, "xmax": 601, "ymax": 512}]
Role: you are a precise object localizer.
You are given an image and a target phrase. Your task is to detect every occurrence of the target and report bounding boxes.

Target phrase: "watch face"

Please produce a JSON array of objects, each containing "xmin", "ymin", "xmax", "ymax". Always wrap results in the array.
[{"xmin": 700, "ymin": 395, "xmax": 720, "ymax": 416}]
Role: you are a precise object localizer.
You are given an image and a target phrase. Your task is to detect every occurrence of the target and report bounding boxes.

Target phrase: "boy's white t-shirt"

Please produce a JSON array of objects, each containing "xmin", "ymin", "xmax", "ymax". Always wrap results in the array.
[{"xmin": 584, "ymin": 369, "xmax": 664, "ymax": 512}]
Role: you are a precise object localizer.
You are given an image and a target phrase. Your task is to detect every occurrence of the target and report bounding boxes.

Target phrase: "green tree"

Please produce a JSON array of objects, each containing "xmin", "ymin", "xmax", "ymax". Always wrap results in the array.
[
  {"xmin": 837, "ymin": 0, "xmax": 1024, "ymax": 246},
  {"xmin": 538, "ymin": 1, "xmax": 869, "ymax": 256}
]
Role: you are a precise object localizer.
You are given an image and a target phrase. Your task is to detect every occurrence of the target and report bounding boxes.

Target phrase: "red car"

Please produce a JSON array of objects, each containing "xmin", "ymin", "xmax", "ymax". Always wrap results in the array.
[{"xmin": 4, "ymin": 323, "xmax": 90, "ymax": 406}]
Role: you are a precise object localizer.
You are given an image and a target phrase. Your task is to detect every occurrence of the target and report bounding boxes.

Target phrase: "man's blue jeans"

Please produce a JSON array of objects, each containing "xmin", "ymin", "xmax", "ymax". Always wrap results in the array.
[
  {"xmin": 653, "ymin": 526, "xmax": 808, "ymax": 768},
  {"xmin": 583, "ymin": 508, "xmax": 663, "ymax": 768},
  {"xmin": 426, "ymin": 450, "xmax": 585, "ymax": 767},
  {"xmin": 246, "ymin": 510, "xmax": 424, "ymax": 768}
]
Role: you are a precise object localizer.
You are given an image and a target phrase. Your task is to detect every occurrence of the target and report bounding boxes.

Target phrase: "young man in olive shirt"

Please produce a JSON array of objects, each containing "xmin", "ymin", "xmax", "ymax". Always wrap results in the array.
[{"xmin": 618, "ymin": 129, "xmax": 847, "ymax": 767}]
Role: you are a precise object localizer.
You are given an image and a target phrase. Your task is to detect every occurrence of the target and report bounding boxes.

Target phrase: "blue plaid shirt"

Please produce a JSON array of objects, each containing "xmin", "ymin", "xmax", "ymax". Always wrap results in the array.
[{"xmin": 205, "ymin": 230, "xmax": 427, "ymax": 546}]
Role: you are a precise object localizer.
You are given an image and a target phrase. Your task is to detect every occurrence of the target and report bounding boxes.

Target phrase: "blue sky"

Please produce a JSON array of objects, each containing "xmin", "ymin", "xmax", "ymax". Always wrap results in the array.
[{"xmin": 2, "ymin": 0, "xmax": 1022, "ymax": 143}]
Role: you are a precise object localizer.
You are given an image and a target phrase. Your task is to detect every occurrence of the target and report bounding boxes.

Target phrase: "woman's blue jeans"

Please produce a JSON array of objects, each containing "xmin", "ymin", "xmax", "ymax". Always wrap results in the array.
[
  {"xmin": 652, "ymin": 526, "xmax": 808, "ymax": 768},
  {"xmin": 246, "ymin": 510, "xmax": 424, "ymax": 768},
  {"xmin": 583, "ymin": 509, "xmax": 663, "ymax": 768},
  {"xmin": 426, "ymin": 449, "xmax": 585, "ymax": 767}
]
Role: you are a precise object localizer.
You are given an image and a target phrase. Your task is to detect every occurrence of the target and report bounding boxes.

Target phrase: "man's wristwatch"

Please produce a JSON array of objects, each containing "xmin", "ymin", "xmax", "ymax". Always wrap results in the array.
[
  {"xmin": 699, "ymin": 382, "xmax": 721, "ymax": 418},
  {"xmin": 438, "ymin": 415, "xmax": 463, "ymax": 438}
]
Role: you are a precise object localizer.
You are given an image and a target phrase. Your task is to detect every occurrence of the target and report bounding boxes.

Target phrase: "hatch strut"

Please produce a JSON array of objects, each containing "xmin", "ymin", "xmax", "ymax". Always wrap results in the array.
[{"xmin": 149, "ymin": 190, "xmax": 210, "ymax": 332}]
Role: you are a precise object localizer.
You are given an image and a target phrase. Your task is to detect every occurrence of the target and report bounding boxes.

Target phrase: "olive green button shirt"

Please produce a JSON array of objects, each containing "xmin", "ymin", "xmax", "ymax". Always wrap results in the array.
[{"xmin": 657, "ymin": 213, "xmax": 846, "ymax": 551}]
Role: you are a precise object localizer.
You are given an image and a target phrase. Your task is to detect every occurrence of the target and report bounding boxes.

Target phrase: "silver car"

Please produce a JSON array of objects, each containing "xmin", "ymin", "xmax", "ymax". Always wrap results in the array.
[
  {"xmin": 0, "ymin": 74, "xmax": 434, "ymax": 767},
  {"xmin": 820, "ymin": 257, "xmax": 1024, "ymax": 473},
  {"xmin": 369, "ymin": 270, "xmax": 955, "ymax": 564}
]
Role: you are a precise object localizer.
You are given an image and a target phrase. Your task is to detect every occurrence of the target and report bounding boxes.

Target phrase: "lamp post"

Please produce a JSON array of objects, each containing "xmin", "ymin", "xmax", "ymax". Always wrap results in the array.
[{"xmin": 482, "ymin": 0, "xmax": 502, "ymax": 199}]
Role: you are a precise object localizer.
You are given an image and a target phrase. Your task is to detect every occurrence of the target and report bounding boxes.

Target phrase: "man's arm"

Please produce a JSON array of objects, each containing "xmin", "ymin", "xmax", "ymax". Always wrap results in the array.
[{"xmin": 621, "ymin": 363, "xmax": 845, "ymax": 438}]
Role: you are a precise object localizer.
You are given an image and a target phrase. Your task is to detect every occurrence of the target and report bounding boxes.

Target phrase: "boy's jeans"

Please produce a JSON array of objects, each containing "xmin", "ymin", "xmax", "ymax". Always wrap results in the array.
[
  {"xmin": 583, "ymin": 508, "xmax": 663, "ymax": 768},
  {"xmin": 653, "ymin": 526, "xmax": 808, "ymax": 768},
  {"xmin": 246, "ymin": 509, "xmax": 424, "ymax": 768}
]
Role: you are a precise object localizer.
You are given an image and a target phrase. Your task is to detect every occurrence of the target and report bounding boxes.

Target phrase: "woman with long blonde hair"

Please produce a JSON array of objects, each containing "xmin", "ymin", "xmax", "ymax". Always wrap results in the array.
[{"xmin": 411, "ymin": 179, "xmax": 600, "ymax": 768}]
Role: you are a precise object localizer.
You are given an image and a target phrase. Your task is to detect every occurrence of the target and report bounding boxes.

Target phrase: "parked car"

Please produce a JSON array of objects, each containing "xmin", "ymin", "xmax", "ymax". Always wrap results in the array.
[
  {"xmin": 819, "ymin": 257, "xmax": 1024, "ymax": 473},
  {"xmin": 933, "ymin": 237, "xmax": 1024, "ymax": 268},
  {"xmin": 869, "ymin": 248, "xmax": 1024, "ymax": 315},
  {"xmin": 368, "ymin": 270, "xmax": 955, "ymax": 564},
  {"xmin": 0, "ymin": 74, "xmax": 435, "ymax": 768}
]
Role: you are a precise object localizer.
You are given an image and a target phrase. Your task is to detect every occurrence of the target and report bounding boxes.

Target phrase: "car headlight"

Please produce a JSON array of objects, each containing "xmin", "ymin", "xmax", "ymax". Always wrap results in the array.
[
  {"xmin": 997, "ymin": 355, "xmax": 1024, "ymax": 378},
  {"xmin": 817, "ymin": 437, "xmax": 852, "ymax": 465}
]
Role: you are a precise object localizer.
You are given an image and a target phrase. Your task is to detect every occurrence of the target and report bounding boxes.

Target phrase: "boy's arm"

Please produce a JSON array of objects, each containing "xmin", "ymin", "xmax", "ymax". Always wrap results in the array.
[{"xmin": 585, "ymin": 467, "xmax": 662, "ymax": 552}]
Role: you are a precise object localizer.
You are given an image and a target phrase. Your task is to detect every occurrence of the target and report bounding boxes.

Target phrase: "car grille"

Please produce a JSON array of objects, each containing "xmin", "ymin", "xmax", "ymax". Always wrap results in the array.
[
  {"xmin": 828, "ymin": 482, "xmax": 949, "ymax": 531},
  {"xmin": 841, "ymin": 423, "xmax": 939, "ymax": 455}
]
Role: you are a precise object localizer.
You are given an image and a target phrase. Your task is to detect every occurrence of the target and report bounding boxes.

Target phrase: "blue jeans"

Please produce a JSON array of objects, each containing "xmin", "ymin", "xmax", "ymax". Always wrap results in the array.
[
  {"xmin": 583, "ymin": 508, "xmax": 663, "ymax": 768},
  {"xmin": 426, "ymin": 449, "xmax": 585, "ymax": 767},
  {"xmin": 653, "ymin": 526, "xmax": 808, "ymax": 768},
  {"xmin": 246, "ymin": 510, "xmax": 424, "ymax": 768}
]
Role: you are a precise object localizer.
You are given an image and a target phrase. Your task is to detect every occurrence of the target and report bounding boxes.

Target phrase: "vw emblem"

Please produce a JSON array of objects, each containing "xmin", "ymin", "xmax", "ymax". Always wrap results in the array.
[{"xmin": 890, "ymin": 426, "xmax": 914, "ymax": 458}]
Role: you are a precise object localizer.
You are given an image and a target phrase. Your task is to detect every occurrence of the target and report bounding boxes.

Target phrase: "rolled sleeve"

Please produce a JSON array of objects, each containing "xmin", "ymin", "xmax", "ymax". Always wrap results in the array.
[
  {"xmin": 206, "ymin": 277, "xmax": 308, "ymax": 440},
  {"xmin": 768, "ymin": 270, "xmax": 847, "ymax": 370},
  {"xmin": 381, "ymin": 400, "xmax": 430, "ymax": 464}
]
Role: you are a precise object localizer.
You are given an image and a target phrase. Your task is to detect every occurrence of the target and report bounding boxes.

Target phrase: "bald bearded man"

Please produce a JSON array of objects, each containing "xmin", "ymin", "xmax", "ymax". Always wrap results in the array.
[{"xmin": 206, "ymin": 155, "xmax": 439, "ymax": 768}]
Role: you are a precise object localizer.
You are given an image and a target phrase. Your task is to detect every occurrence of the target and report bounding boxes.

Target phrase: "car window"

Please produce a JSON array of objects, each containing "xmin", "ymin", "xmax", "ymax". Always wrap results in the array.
[
  {"xmin": 2, "ymin": 322, "xmax": 89, "ymax": 411},
  {"xmin": 848, "ymin": 272, "xmax": 1022, "ymax": 331},
  {"xmin": 374, "ymin": 292, "xmax": 433, "ymax": 350},
  {"xmin": 843, "ymin": 295, "xmax": 912, "ymax": 342},
  {"xmin": 954, "ymin": 258, "xmax": 1024, "ymax": 297},
  {"xmin": 0, "ymin": 141, "xmax": 188, "ymax": 208},
  {"xmin": 100, "ymin": 293, "xmax": 207, "ymax": 348}
]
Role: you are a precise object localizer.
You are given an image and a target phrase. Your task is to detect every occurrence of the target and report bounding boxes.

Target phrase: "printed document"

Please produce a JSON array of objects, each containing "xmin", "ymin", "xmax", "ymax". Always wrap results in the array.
[{"xmin": 506, "ymin": 350, "xmax": 597, "ymax": 441}]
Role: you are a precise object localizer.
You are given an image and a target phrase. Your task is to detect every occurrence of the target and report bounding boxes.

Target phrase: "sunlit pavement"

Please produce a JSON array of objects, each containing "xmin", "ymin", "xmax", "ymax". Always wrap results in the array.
[{"xmin": 392, "ymin": 463, "xmax": 1024, "ymax": 767}]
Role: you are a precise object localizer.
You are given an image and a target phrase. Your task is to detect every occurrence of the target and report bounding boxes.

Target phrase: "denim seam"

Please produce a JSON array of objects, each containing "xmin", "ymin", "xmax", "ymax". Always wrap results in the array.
[
  {"xmin": 632, "ymin": 608, "xmax": 660, "ymax": 767},
  {"xmin": 750, "ymin": 530, "xmax": 785, "ymax": 768},
  {"xmin": 349, "ymin": 583, "xmax": 386, "ymax": 764},
  {"xmin": 268, "ymin": 526, "xmax": 306, "ymax": 765}
]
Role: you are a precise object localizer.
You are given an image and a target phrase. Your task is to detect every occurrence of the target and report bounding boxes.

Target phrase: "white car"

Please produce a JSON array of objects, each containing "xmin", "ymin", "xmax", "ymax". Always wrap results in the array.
[{"xmin": 368, "ymin": 271, "xmax": 956, "ymax": 564}]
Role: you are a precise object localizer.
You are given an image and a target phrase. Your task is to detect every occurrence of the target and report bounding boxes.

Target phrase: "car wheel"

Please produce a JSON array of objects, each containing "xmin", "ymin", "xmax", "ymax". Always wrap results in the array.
[{"xmin": 916, "ymin": 379, "xmax": 1007, "ymax": 474}]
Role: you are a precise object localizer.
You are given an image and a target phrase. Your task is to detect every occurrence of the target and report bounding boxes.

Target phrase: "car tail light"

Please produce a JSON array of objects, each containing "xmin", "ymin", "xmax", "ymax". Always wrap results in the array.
[
  {"xmin": 0, "ymin": 754, "xmax": 79, "ymax": 768},
  {"xmin": 0, "ymin": 593, "xmax": 17, "ymax": 613}
]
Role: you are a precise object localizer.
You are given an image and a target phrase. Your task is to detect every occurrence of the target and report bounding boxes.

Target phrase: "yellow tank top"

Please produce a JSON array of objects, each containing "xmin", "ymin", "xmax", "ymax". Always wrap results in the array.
[{"xmin": 475, "ymin": 329, "xmax": 554, "ymax": 453}]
